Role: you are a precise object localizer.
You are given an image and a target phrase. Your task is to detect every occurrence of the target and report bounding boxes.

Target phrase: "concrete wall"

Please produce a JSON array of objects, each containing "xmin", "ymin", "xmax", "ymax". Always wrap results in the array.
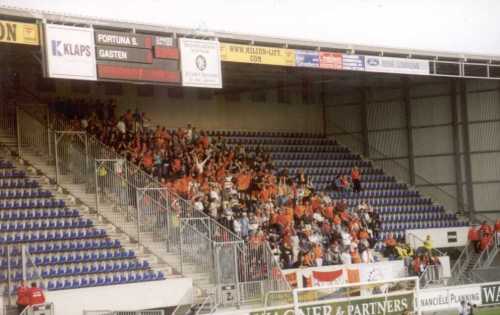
[{"xmin": 44, "ymin": 81, "xmax": 324, "ymax": 133}]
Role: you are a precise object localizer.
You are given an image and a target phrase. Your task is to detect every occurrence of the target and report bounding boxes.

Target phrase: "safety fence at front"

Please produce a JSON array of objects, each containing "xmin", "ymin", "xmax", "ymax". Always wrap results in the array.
[{"xmin": 15, "ymin": 106, "xmax": 291, "ymax": 306}]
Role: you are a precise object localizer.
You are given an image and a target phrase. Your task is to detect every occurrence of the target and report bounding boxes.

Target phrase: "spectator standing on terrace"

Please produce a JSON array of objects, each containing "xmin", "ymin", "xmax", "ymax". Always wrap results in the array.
[
  {"xmin": 496, "ymin": 219, "xmax": 500, "ymax": 240},
  {"xmin": 351, "ymin": 166, "xmax": 362, "ymax": 193},
  {"xmin": 28, "ymin": 282, "xmax": 45, "ymax": 306},
  {"xmin": 384, "ymin": 233, "xmax": 397, "ymax": 258},
  {"xmin": 423, "ymin": 235, "xmax": 433, "ymax": 255},
  {"xmin": 16, "ymin": 280, "xmax": 30, "ymax": 314},
  {"xmin": 468, "ymin": 226, "xmax": 480, "ymax": 253}
]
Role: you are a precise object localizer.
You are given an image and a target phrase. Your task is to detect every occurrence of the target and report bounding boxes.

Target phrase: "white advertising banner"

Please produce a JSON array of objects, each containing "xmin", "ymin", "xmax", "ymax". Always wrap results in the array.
[
  {"xmin": 179, "ymin": 38, "xmax": 222, "ymax": 88},
  {"xmin": 419, "ymin": 284, "xmax": 482, "ymax": 312},
  {"xmin": 44, "ymin": 24, "xmax": 97, "ymax": 81},
  {"xmin": 364, "ymin": 55, "xmax": 430, "ymax": 75}
]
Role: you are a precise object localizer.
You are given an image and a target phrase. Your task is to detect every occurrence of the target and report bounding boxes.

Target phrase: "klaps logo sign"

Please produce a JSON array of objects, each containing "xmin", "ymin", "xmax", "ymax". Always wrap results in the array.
[
  {"xmin": 51, "ymin": 40, "xmax": 92, "ymax": 57},
  {"xmin": 45, "ymin": 24, "xmax": 97, "ymax": 81}
]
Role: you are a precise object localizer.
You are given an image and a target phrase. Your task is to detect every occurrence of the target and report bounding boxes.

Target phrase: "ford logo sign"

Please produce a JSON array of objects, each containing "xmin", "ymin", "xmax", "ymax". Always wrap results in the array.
[{"xmin": 367, "ymin": 58, "xmax": 379, "ymax": 66}]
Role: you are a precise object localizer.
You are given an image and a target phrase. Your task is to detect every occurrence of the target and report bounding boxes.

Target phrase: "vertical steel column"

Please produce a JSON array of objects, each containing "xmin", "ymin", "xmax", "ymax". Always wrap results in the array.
[
  {"xmin": 459, "ymin": 79, "xmax": 476, "ymax": 219},
  {"xmin": 54, "ymin": 133, "xmax": 60, "ymax": 184},
  {"xmin": 46, "ymin": 107, "xmax": 52, "ymax": 162},
  {"xmin": 135, "ymin": 189, "xmax": 141, "ymax": 249},
  {"xmin": 7, "ymin": 245, "xmax": 12, "ymax": 305},
  {"xmin": 360, "ymin": 87, "xmax": 370, "ymax": 158},
  {"xmin": 403, "ymin": 77, "xmax": 416, "ymax": 185},
  {"xmin": 16, "ymin": 107, "xmax": 21, "ymax": 158},
  {"xmin": 320, "ymin": 79, "xmax": 327, "ymax": 137},
  {"xmin": 94, "ymin": 161, "xmax": 100, "ymax": 214},
  {"xmin": 450, "ymin": 79, "xmax": 465, "ymax": 213},
  {"xmin": 21, "ymin": 244, "xmax": 27, "ymax": 281}
]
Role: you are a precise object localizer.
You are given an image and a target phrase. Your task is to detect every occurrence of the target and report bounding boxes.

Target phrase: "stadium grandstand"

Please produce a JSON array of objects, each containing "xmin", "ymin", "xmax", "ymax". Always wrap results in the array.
[{"xmin": 0, "ymin": 1, "xmax": 499, "ymax": 315}]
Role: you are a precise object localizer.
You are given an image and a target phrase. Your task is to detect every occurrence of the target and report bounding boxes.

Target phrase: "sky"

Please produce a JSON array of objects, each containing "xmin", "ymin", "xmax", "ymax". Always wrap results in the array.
[{"xmin": 2, "ymin": 0, "xmax": 500, "ymax": 57}]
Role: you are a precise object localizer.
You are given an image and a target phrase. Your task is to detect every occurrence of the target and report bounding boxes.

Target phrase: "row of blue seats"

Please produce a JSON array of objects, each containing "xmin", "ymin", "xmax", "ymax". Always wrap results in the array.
[
  {"xmin": 3, "ymin": 269, "xmax": 164, "ymax": 288},
  {"xmin": 272, "ymin": 152, "xmax": 359, "ymax": 160},
  {"xmin": 32, "ymin": 250, "xmax": 137, "ymax": 266},
  {"xmin": 38, "ymin": 260, "xmax": 149, "ymax": 277},
  {"xmin": 314, "ymin": 183, "xmax": 406, "ymax": 191},
  {"xmin": 335, "ymin": 197, "xmax": 432, "ymax": 207},
  {"xmin": 0, "ymin": 219, "xmax": 93, "ymax": 231},
  {"xmin": 374, "ymin": 204, "xmax": 444, "ymax": 214},
  {"xmin": 0, "ymin": 170, "xmax": 25, "ymax": 178},
  {"xmin": 313, "ymin": 178, "xmax": 395, "ymax": 189},
  {"xmin": 0, "ymin": 161, "xmax": 13, "ymax": 168},
  {"xmin": 361, "ymin": 182, "xmax": 407, "ymax": 190},
  {"xmin": 0, "ymin": 199, "xmax": 65, "ymax": 209},
  {"xmin": 230, "ymin": 144, "xmax": 349, "ymax": 153},
  {"xmin": 289, "ymin": 167, "xmax": 384, "ymax": 175},
  {"xmin": 208, "ymin": 130, "xmax": 323, "ymax": 138},
  {"xmin": 0, "ymin": 229, "xmax": 107, "ymax": 243},
  {"xmin": 276, "ymin": 160, "xmax": 369, "ymax": 168},
  {"xmin": 0, "ymin": 208, "xmax": 79, "ymax": 220},
  {"xmin": 224, "ymin": 137, "xmax": 334, "ymax": 146},
  {"xmin": 381, "ymin": 220, "xmax": 467, "ymax": 231},
  {"xmin": 47, "ymin": 271, "xmax": 165, "ymax": 290},
  {"xmin": 0, "ymin": 241, "xmax": 121, "ymax": 258},
  {"xmin": 27, "ymin": 239, "xmax": 121, "ymax": 254},
  {"xmin": 0, "ymin": 190, "xmax": 52, "ymax": 198},
  {"xmin": 329, "ymin": 190, "xmax": 419, "ymax": 198},
  {"xmin": 380, "ymin": 212, "xmax": 456, "ymax": 223},
  {"xmin": 0, "ymin": 180, "xmax": 39, "ymax": 188}
]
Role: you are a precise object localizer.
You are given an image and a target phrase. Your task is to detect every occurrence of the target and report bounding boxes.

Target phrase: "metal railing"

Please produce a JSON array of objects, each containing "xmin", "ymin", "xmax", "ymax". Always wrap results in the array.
[
  {"xmin": 15, "ymin": 106, "xmax": 291, "ymax": 306},
  {"xmin": 20, "ymin": 302, "xmax": 55, "ymax": 315},
  {"xmin": 450, "ymin": 240, "xmax": 476, "ymax": 285},
  {"xmin": 406, "ymin": 232, "xmax": 446, "ymax": 257},
  {"xmin": 419, "ymin": 265, "xmax": 445, "ymax": 288},
  {"xmin": 472, "ymin": 232, "xmax": 500, "ymax": 271}
]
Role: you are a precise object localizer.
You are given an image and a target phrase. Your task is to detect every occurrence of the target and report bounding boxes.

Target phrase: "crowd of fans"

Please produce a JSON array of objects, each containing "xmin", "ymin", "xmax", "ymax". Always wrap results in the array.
[
  {"xmin": 468, "ymin": 220, "xmax": 500, "ymax": 253},
  {"xmin": 51, "ymin": 98, "xmax": 383, "ymax": 270}
]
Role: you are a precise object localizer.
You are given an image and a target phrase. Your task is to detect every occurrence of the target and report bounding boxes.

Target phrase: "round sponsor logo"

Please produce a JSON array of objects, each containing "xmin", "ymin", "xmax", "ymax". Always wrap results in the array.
[
  {"xmin": 195, "ymin": 54, "xmax": 207, "ymax": 71},
  {"xmin": 367, "ymin": 58, "xmax": 380, "ymax": 66}
]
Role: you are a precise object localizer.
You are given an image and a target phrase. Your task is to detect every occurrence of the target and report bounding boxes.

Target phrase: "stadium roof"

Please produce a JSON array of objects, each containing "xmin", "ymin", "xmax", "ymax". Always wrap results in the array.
[{"xmin": 1, "ymin": 0, "xmax": 500, "ymax": 61}]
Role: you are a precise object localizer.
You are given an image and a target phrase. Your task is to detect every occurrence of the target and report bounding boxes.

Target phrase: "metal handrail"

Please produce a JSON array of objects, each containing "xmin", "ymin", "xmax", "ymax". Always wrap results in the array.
[
  {"xmin": 196, "ymin": 294, "xmax": 216, "ymax": 315},
  {"xmin": 419, "ymin": 264, "xmax": 442, "ymax": 288},
  {"xmin": 20, "ymin": 302, "xmax": 55, "ymax": 315},
  {"xmin": 472, "ymin": 233, "xmax": 500, "ymax": 270},
  {"xmin": 451, "ymin": 240, "xmax": 472, "ymax": 277}
]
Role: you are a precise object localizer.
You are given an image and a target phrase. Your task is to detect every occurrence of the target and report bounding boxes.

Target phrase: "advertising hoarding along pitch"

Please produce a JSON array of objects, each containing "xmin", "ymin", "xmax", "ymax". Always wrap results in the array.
[
  {"xmin": 481, "ymin": 283, "xmax": 500, "ymax": 305},
  {"xmin": 0, "ymin": 20, "xmax": 39, "ymax": 45},
  {"xmin": 365, "ymin": 56, "xmax": 430, "ymax": 75},
  {"xmin": 95, "ymin": 30, "xmax": 152, "ymax": 49},
  {"xmin": 250, "ymin": 293, "xmax": 414, "ymax": 315},
  {"xmin": 220, "ymin": 43, "xmax": 296, "ymax": 67},
  {"xmin": 180, "ymin": 38, "xmax": 222, "ymax": 88},
  {"xmin": 44, "ymin": 24, "xmax": 97, "ymax": 81},
  {"xmin": 295, "ymin": 50, "xmax": 319, "ymax": 68},
  {"xmin": 319, "ymin": 52, "xmax": 342, "ymax": 70},
  {"xmin": 96, "ymin": 46, "xmax": 153, "ymax": 63}
]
